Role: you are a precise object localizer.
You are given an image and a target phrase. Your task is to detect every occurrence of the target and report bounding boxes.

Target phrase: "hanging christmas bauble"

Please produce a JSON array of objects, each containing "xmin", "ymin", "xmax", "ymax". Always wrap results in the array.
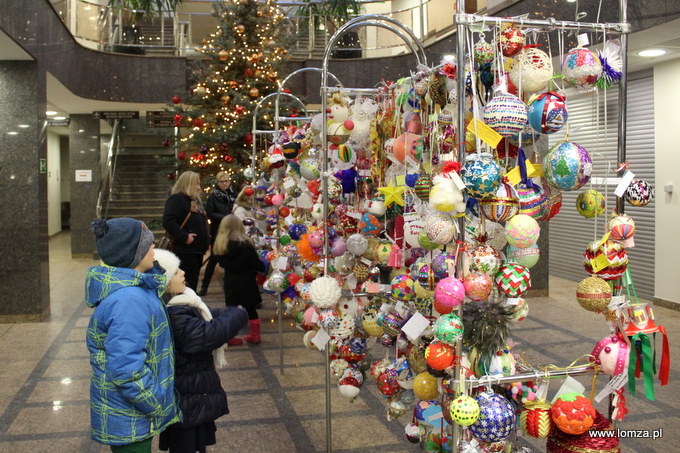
[
  {"xmin": 495, "ymin": 262, "xmax": 531, "ymax": 297},
  {"xmin": 172, "ymin": 95, "xmax": 181, "ymax": 104},
  {"xmin": 235, "ymin": 24, "xmax": 245, "ymax": 34},
  {"xmin": 431, "ymin": 251, "xmax": 455, "ymax": 280},
  {"xmin": 218, "ymin": 49, "xmax": 228, "ymax": 61},
  {"xmin": 377, "ymin": 369, "xmax": 401, "ymax": 396},
  {"xmin": 469, "ymin": 244, "xmax": 502, "ymax": 277},
  {"xmin": 562, "ymin": 47, "xmax": 603, "ymax": 91},
  {"xmin": 425, "ymin": 211, "xmax": 456, "ymax": 245},
  {"xmin": 508, "ymin": 297, "xmax": 529, "ymax": 322},
  {"xmin": 192, "ymin": 118, "xmax": 204, "ymax": 128},
  {"xmin": 414, "ymin": 174, "xmax": 432, "ymax": 200},
  {"xmin": 391, "ymin": 274, "xmax": 415, "ymax": 301},
  {"xmin": 300, "ymin": 158, "xmax": 321, "ymax": 180},
  {"xmin": 609, "ymin": 213, "xmax": 635, "ymax": 241},
  {"xmin": 543, "ymin": 141, "xmax": 592, "ymax": 191},
  {"xmin": 624, "ymin": 179, "xmax": 654, "ymax": 206},
  {"xmin": 516, "ymin": 183, "xmax": 550, "ymax": 220},
  {"xmin": 506, "ymin": 244, "xmax": 540, "ymax": 269},
  {"xmin": 425, "ymin": 341, "xmax": 455, "ymax": 370},
  {"xmin": 433, "ymin": 313, "xmax": 464, "ymax": 345},
  {"xmin": 509, "ymin": 47, "xmax": 554, "ymax": 92},
  {"xmin": 576, "ymin": 276, "xmax": 612, "ymax": 312},
  {"xmin": 469, "ymin": 393, "xmax": 515, "ymax": 443},
  {"xmin": 434, "ymin": 277, "xmax": 465, "ymax": 312},
  {"xmin": 576, "ymin": 189, "xmax": 605, "ymax": 218},
  {"xmin": 461, "ymin": 152, "xmax": 502, "ymax": 199},
  {"xmin": 235, "ymin": 105, "xmax": 244, "ymax": 114},
  {"xmin": 412, "ymin": 372, "xmax": 440, "ymax": 400},
  {"xmin": 359, "ymin": 213, "xmax": 381, "ymax": 236},
  {"xmin": 474, "ymin": 35, "xmax": 495, "ymax": 64},
  {"xmin": 551, "ymin": 392, "xmax": 597, "ymax": 435},
  {"xmin": 166, "ymin": 173, "xmax": 175, "ymax": 180},
  {"xmin": 248, "ymin": 87, "xmax": 259, "ymax": 98},
  {"xmin": 520, "ymin": 402, "xmax": 554, "ymax": 438},
  {"xmin": 462, "ymin": 272, "xmax": 493, "ymax": 301},
  {"xmin": 582, "ymin": 240, "xmax": 628, "ymax": 280},
  {"xmin": 177, "ymin": 151, "xmax": 186, "ymax": 160},
  {"xmin": 527, "ymin": 91, "xmax": 568, "ymax": 134},
  {"xmin": 405, "ymin": 423, "xmax": 425, "ymax": 444},
  {"xmin": 499, "ymin": 27, "xmax": 525, "ymax": 57},
  {"xmin": 450, "ymin": 395, "xmax": 480, "ymax": 426},
  {"xmin": 479, "ymin": 182, "xmax": 519, "ymax": 222},
  {"xmin": 483, "ymin": 93, "xmax": 528, "ymax": 138}
]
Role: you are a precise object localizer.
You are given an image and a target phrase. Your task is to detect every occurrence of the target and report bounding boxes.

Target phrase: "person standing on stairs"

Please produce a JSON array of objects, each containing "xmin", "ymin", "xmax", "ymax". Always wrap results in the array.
[
  {"xmin": 199, "ymin": 171, "xmax": 237, "ymax": 296},
  {"xmin": 162, "ymin": 171, "xmax": 210, "ymax": 292},
  {"xmin": 213, "ymin": 214, "xmax": 266, "ymax": 344}
]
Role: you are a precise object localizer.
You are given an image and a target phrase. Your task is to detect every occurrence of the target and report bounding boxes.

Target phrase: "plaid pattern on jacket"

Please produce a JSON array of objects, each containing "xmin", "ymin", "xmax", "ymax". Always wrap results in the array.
[{"xmin": 85, "ymin": 265, "xmax": 181, "ymax": 446}]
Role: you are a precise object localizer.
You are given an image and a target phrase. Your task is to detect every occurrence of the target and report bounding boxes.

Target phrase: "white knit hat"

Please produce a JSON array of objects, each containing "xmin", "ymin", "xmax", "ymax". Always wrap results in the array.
[{"xmin": 153, "ymin": 249, "xmax": 181, "ymax": 281}]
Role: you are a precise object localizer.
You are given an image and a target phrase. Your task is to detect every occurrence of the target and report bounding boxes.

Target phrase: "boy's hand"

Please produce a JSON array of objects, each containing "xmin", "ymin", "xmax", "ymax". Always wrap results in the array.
[{"xmin": 186, "ymin": 233, "xmax": 196, "ymax": 244}]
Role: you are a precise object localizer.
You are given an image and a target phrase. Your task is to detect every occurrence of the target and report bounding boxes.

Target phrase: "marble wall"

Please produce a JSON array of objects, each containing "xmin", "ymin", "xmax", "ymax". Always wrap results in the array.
[
  {"xmin": 0, "ymin": 61, "xmax": 50, "ymax": 322},
  {"xmin": 69, "ymin": 115, "xmax": 101, "ymax": 256}
]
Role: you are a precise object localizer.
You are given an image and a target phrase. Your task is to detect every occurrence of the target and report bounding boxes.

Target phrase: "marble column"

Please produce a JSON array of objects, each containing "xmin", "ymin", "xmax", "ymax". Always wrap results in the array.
[
  {"xmin": 69, "ymin": 115, "xmax": 101, "ymax": 257},
  {"xmin": 0, "ymin": 61, "xmax": 50, "ymax": 322}
]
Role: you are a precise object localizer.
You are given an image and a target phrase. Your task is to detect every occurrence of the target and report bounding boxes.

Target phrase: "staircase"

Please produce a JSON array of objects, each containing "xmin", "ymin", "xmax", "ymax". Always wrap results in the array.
[
  {"xmin": 289, "ymin": 29, "xmax": 329, "ymax": 60},
  {"xmin": 104, "ymin": 147, "xmax": 175, "ymax": 239},
  {"xmin": 137, "ymin": 17, "xmax": 176, "ymax": 56}
]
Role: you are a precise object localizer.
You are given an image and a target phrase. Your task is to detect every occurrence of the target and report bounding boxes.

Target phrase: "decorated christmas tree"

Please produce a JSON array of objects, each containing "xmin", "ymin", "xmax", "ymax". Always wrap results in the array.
[{"xmin": 170, "ymin": 0, "xmax": 292, "ymax": 183}]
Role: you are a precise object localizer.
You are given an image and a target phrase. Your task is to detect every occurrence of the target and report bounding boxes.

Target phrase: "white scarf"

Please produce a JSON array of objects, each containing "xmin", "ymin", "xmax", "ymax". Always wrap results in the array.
[{"xmin": 166, "ymin": 288, "xmax": 228, "ymax": 369}]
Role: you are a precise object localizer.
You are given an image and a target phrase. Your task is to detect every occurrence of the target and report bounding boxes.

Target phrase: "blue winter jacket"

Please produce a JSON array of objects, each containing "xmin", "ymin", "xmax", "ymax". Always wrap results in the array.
[{"xmin": 85, "ymin": 264, "xmax": 182, "ymax": 446}]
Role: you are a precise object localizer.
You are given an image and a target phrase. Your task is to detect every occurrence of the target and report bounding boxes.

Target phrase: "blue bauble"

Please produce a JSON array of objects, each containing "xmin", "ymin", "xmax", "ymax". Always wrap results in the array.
[
  {"xmin": 461, "ymin": 153, "xmax": 502, "ymax": 199},
  {"xmin": 527, "ymin": 91, "xmax": 568, "ymax": 134},
  {"xmin": 405, "ymin": 173, "xmax": 419, "ymax": 188},
  {"xmin": 468, "ymin": 393, "xmax": 514, "ymax": 443},
  {"xmin": 288, "ymin": 223, "xmax": 307, "ymax": 241}
]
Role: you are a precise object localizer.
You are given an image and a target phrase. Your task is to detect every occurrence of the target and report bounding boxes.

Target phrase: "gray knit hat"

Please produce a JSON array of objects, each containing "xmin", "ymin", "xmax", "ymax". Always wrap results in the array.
[{"xmin": 91, "ymin": 218, "xmax": 155, "ymax": 269}]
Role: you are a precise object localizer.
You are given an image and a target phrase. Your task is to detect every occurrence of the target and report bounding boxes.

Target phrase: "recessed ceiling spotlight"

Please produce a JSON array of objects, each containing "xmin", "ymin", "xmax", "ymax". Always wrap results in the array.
[
  {"xmin": 7, "ymin": 131, "xmax": 18, "ymax": 135},
  {"xmin": 54, "ymin": 116, "xmax": 67, "ymax": 120},
  {"xmin": 18, "ymin": 124, "xmax": 30, "ymax": 128},
  {"xmin": 637, "ymin": 49, "xmax": 667, "ymax": 57},
  {"xmin": 46, "ymin": 111, "xmax": 57, "ymax": 116}
]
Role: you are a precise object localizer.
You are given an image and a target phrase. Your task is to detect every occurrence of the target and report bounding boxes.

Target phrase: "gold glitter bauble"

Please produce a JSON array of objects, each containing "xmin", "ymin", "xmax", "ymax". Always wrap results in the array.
[{"xmin": 576, "ymin": 276, "xmax": 612, "ymax": 312}]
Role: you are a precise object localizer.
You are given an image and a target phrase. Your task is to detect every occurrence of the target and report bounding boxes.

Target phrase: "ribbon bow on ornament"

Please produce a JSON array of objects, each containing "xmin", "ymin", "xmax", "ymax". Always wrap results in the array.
[
  {"xmin": 614, "ymin": 161, "xmax": 629, "ymax": 172},
  {"xmin": 439, "ymin": 63, "xmax": 457, "ymax": 79}
]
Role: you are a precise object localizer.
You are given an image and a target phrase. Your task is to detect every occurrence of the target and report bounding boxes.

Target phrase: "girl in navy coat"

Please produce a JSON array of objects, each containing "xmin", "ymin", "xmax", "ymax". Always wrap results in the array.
[{"xmin": 154, "ymin": 249, "xmax": 248, "ymax": 453}]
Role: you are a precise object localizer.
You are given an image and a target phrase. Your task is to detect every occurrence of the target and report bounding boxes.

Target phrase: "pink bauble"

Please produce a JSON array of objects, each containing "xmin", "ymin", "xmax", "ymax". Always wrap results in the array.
[
  {"xmin": 462, "ymin": 272, "xmax": 492, "ymax": 301},
  {"xmin": 434, "ymin": 277, "xmax": 466, "ymax": 312},
  {"xmin": 330, "ymin": 238, "xmax": 346, "ymax": 257},
  {"xmin": 308, "ymin": 230, "xmax": 324, "ymax": 248},
  {"xmin": 271, "ymin": 194, "xmax": 284, "ymax": 206},
  {"xmin": 590, "ymin": 335, "xmax": 630, "ymax": 376}
]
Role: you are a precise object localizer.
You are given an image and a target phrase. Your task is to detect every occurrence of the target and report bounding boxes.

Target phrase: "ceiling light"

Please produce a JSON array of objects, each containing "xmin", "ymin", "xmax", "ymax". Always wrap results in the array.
[
  {"xmin": 46, "ymin": 111, "xmax": 57, "ymax": 116},
  {"xmin": 7, "ymin": 131, "xmax": 18, "ymax": 135},
  {"xmin": 18, "ymin": 124, "xmax": 30, "ymax": 128},
  {"xmin": 54, "ymin": 116, "xmax": 67, "ymax": 120},
  {"xmin": 637, "ymin": 49, "xmax": 667, "ymax": 57}
]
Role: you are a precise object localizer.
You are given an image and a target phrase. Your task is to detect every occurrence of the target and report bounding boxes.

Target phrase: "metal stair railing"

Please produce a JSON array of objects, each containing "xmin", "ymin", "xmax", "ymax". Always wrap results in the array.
[{"xmin": 96, "ymin": 119, "xmax": 121, "ymax": 220}]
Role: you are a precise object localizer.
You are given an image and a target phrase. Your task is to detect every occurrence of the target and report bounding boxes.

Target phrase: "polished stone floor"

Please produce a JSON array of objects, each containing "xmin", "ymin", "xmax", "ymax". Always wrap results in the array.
[{"xmin": 0, "ymin": 231, "xmax": 677, "ymax": 452}]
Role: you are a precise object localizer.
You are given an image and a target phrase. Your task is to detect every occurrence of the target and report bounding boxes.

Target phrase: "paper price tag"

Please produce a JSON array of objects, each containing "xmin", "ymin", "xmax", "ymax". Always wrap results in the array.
[
  {"xmin": 505, "ymin": 166, "xmax": 522, "ymax": 186},
  {"xmin": 311, "ymin": 328, "xmax": 331, "ymax": 350},
  {"xmin": 346, "ymin": 274, "xmax": 357, "ymax": 289},
  {"xmin": 360, "ymin": 257, "xmax": 372, "ymax": 265},
  {"xmin": 401, "ymin": 312, "xmax": 431, "ymax": 341},
  {"xmin": 283, "ymin": 178, "xmax": 296, "ymax": 189},
  {"xmin": 394, "ymin": 301, "xmax": 404, "ymax": 313},
  {"xmin": 346, "ymin": 211, "xmax": 362, "ymax": 220},
  {"xmin": 311, "ymin": 312, "xmax": 319, "ymax": 324},
  {"xmin": 379, "ymin": 303, "xmax": 391, "ymax": 312},
  {"xmin": 526, "ymin": 159, "xmax": 544, "ymax": 177},
  {"xmin": 590, "ymin": 254, "xmax": 610, "ymax": 273},
  {"xmin": 467, "ymin": 118, "xmax": 503, "ymax": 148},
  {"xmin": 506, "ymin": 297, "xmax": 521, "ymax": 306},
  {"xmin": 403, "ymin": 212, "xmax": 419, "ymax": 221},
  {"xmin": 598, "ymin": 232, "xmax": 611, "ymax": 247},
  {"xmin": 405, "ymin": 156, "xmax": 419, "ymax": 168},
  {"xmin": 608, "ymin": 295, "xmax": 627, "ymax": 311},
  {"xmin": 396, "ymin": 174, "xmax": 406, "ymax": 186},
  {"xmin": 614, "ymin": 170, "xmax": 635, "ymax": 197},
  {"xmin": 577, "ymin": 33, "xmax": 590, "ymax": 47},
  {"xmin": 367, "ymin": 282, "xmax": 381, "ymax": 294},
  {"xmin": 276, "ymin": 256, "xmax": 288, "ymax": 270},
  {"xmin": 595, "ymin": 373, "xmax": 628, "ymax": 403},
  {"xmin": 449, "ymin": 171, "xmax": 467, "ymax": 191}
]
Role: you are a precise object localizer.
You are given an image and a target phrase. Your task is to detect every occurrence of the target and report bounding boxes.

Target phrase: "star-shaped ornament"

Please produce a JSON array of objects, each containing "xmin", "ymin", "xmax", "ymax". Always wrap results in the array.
[{"xmin": 378, "ymin": 181, "xmax": 405, "ymax": 207}]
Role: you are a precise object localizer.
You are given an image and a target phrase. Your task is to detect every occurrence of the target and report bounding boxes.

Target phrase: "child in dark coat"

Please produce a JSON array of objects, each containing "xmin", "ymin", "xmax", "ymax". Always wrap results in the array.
[
  {"xmin": 213, "ymin": 214, "xmax": 266, "ymax": 343},
  {"xmin": 154, "ymin": 249, "xmax": 248, "ymax": 453}
]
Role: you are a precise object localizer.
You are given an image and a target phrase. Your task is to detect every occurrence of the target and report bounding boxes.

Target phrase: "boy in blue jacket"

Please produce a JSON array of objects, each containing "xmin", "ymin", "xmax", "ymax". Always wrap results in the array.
[{"xmin": 86, "ymin": 218, "xmax": 181, "ymax": 452}]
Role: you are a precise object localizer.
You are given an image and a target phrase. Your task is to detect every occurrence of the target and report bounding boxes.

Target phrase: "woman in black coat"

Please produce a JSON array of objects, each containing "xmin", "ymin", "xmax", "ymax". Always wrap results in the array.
[
  {"xmin": 162, "ymin": 171, "xmax": 210, "ymax": 291},
  {"xmin": 213, "ymin": 214, "xmax": 266, "ymax": 344},
  {"xmin": 199, "ymin": 171, "xmax": 237, "ymax": 296},
  {"xmin": 154, "ymin": 249, "xmax": 248, "ymax": 453}
]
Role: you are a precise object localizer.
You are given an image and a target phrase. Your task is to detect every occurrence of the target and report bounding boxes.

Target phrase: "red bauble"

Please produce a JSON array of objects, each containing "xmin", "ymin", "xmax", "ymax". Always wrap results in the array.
[
  {"xmin": 162, "ymin": 139, "xmax": 170, "ymax": 147},
  {"xmin": 244, "ymin": 68, "xmax": 254, "ymax": 77},
  {"xmin": 500, "ymin": 27, "xmax": 525, "ymax": 57},
  {"xmin": 243, "ymin": 133, "xmax": 254, "ymax": 145},
  {"xmin": 167, "ymin": 173, "xmax": 175, "ymax": 180},
  {"xmin": 244, "ymin": 187, "xmax": 254, "ymax": 196},
  {"xmin": 264, "ymin": 193, "xmax": 274, "ymax": 206},
  {"xmin": 172, "ymin": 95, "xmax": 181, "ymax": 104},
  {"xmin": 177, "ymin": 151, "xmax": 186, "ymax": 160},
  {"xmin": 174, "ymin": 114, "xmax": 183, "ymax": 127},
  {"xmin": 283, "ymin": 88, "xmax": 291, "ymax": 94},
  {"xmin": 279, "ymin": 206, "xmax": 291, "ymax": 217},
  {"xmin": 191, "ymin": 153, "xmax": 200, "ymax": 160},
  {"xmin": 197, "ymin": 153, "xmax": 205, "ymax": 161},
  {"xmin": 290, "ymin": 108, "xmax": 298, "ymax": 117},
  {"xmin": 192, "ymin": 118, "xmax": 204, "ymax": 128},
  {"xmin": 235, "ymin": 105, "xmax": 244, "ymax": 114}
]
